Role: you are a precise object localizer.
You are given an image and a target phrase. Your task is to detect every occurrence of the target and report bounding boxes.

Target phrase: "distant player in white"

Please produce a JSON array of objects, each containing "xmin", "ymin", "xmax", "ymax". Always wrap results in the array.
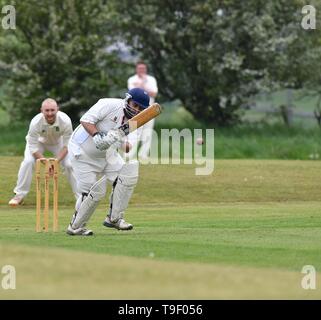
[
  {"xmin": 127, "ymin": 61, "xmax": 158, "ymax": 160},
  {"xmin": 66, "ymin": 88, "xmax": 150, "ymax": 236},
  {"xmin": 9, "ymin": 98, "xmax": 78, "ymax": 206}
]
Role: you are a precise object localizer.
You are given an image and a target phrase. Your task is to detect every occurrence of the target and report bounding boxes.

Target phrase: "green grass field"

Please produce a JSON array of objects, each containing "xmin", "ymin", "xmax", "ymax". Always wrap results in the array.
[{"xmin": 1, "ymin": 157, "xmax": 321, "ymax": 299}]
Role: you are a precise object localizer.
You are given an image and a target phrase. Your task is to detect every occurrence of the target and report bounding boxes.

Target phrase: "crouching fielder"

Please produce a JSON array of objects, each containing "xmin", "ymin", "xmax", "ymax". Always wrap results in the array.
[
  {"xmin": 66, "ymin": 88, "xmax": 149, "ymax": 236},
  {"xmin": 9, "ymin": 98, "xmax": 78, "ymax": 206}
]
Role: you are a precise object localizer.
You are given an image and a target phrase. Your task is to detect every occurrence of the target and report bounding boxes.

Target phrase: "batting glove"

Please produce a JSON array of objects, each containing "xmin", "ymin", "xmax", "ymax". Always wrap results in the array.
[
  {"xmin": 93, "ymin": 132, "xmax": 107, "ymax": 150},
  {"xmin": 102, "ymin": 129, "xmax": 123, "ymax": 149}
]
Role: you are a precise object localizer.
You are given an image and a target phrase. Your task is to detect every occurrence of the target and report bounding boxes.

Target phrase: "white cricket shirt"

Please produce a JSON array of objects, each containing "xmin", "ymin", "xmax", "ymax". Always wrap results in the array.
[
  {"xmin": 27, "ymin": 111, "xmax": 73, "ymax": 154},
  {"xmin": 71, "ymin": 98, "xmax": 139, "ymax": 158}
]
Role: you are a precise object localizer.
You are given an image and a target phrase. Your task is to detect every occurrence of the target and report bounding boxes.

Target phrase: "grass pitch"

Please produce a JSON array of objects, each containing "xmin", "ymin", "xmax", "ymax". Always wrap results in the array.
[{"xmin": 1, "ymin": 157, "xmax": 321, "ymax": 299}]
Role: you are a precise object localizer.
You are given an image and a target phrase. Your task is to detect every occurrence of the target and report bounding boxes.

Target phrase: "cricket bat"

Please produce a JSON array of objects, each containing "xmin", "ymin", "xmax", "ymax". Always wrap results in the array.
[{"xmin": 119, "ymin": 103, "xmax": 162, "ymax": 135}]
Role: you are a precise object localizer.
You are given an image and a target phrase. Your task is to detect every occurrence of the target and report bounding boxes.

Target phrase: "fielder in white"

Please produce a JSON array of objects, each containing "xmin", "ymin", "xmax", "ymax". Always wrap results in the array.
[
  {"xmin": 66, "ymin": 88, "xmax": 150, "ymax": 236},
  {"xmin": 9, "ymin": 98, "xmax": 78, "ymax": 206},
  {"xmin": 127, "ymin": 61, "xmax": 158, "ymax": 160}
]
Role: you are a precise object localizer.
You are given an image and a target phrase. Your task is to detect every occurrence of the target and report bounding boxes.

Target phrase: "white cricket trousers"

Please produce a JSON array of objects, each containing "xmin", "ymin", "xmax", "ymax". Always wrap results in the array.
[
  {"xmin": 68, "ymin": 140, "xmax": 124, "ymax": 195},
  {"xmin": 127, "ymin": 118, "xmax": 155, "ymax": 159},
  {"xmin": 13, "ymin": 141, "xmax": 78, "ymax": 198}
]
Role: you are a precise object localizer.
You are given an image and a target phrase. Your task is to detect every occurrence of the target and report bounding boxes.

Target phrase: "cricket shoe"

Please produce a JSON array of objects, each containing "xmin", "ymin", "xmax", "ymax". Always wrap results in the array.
[
  {"xmin": 8, "ymin": 195, "xmax": 24, "ymax": 207},
  {"xmin": 103, "ymin": 216, "xmax": 133, "ymax": 231},
  {"xmin": 66, "ymin": 224, "xmax": 93, "ymax": 236}
]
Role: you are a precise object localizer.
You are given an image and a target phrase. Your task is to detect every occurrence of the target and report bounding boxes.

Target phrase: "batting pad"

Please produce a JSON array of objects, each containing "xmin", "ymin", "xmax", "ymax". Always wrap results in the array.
[
  {"xmin": 71, "ymin": 175, "xmax": 108, "ymax": 229},
  {"xmin": 109, "ymin": 160, "xmax": 139, "ymax": 221}
]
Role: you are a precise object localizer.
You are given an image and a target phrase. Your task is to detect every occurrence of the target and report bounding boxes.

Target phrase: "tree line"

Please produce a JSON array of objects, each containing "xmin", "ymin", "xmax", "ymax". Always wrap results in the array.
[{"xmin": 0, "ymin": 0, "xmax": 320, "ymax": 126}]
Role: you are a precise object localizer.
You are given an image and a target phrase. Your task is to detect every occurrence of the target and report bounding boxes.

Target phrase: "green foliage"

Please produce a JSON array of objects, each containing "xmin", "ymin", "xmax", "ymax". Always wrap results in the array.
[
  {"xmin": 115, "ymin": 0, "xmax": 320, "ymax": 126},
  {"xmin": 297, "ymin": 1, "xmax": 321, "ymax": 112},
  {"xmin": 1, "ymin": 0, "xmax": 320, "ymax": 126},
  {"xmin": 0, "ymin": 0, "xmax": 128, "ymax": 122}
]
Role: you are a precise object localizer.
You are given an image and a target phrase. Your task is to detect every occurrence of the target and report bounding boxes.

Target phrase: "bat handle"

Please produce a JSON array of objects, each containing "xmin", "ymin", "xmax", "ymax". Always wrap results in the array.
[{"xmin": 120, "ymin": 123, "xmax": 129, "ymax": 135}]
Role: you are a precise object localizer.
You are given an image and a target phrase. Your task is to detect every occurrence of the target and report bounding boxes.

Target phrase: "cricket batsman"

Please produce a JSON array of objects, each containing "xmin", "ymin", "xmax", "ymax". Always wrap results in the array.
[{"xmin": 66, "ymin": 88, "xmax": 150, "ymax": 236}]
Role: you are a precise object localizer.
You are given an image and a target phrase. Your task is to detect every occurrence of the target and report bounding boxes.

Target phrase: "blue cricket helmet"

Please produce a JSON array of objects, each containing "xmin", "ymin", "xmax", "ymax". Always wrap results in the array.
[{"xmin": 126, "ymin": 88, "xmax": 150, "ymax": 109}]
